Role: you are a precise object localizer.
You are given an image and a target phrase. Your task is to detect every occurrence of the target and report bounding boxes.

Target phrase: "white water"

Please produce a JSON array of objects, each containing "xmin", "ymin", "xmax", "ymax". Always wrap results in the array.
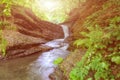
[
  {"xmin": 28, "ymin": 25, "xmax": 70, "ymax": 80},
  {"xmin": 45, "ymin": 25, "xmax": 69, "ymax": 48},
  {"xmin": 61, "ymin": 25, "xmax": 69, "ymax": 39}
]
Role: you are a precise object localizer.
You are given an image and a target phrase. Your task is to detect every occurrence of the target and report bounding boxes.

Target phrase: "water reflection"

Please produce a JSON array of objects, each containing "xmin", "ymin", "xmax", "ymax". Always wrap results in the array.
[{"xmin": 0, "ymin": 53, "xmax": 41, "ymax": 80}]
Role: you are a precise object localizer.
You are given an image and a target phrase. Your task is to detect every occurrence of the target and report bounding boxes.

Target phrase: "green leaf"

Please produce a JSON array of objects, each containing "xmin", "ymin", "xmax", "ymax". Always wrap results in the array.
[
  {"xmin": 87, "ymin": 78, "xmax": 93, "ymax": 80},
  {"xmin": 53, "ymin": 57, "xmax": 63, "ymax": 65},
  {"xmin": 74, "ymin": 39, "xmax": 85, "ymax": 47},
  {"xmin": 111, "ymin": 56, "xmax": 120, "ymax": 64}
]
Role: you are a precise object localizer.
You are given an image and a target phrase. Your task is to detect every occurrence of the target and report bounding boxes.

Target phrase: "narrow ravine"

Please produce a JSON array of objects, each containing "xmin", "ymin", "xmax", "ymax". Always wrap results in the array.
[{"xmin": 0, "ymin": 25, "xmax": 69, "ymax": 80}]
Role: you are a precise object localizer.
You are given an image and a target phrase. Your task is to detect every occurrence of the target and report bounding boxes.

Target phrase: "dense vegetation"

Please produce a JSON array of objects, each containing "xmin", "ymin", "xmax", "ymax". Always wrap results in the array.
[{"xmin": 70, "ymin": 0, "xmax": 120, "ymax": 80}]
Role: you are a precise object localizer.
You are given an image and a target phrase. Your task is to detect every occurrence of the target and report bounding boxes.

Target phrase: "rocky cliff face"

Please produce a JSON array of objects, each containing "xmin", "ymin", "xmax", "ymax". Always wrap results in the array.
[
  {"xmin": 11, "ymin": 5, "xmax": 64, "ymax": 40},
  {"xmin": 0, "ymin": 5, "xmax": 64, "ymax": 59}
]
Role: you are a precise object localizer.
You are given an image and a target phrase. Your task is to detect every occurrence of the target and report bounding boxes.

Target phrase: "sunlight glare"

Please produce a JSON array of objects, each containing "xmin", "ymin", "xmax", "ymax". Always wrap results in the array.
[
  {"xmin": 36, "ymin": 0, "xmax": 60, "ymax": 12},
  {"xmin": 43, "ymin": 1, "xmax": 56, "ymax": 10}
]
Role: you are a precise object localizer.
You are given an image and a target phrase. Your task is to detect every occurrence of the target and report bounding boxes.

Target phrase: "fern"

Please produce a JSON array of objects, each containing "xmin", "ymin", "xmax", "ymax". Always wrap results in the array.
[{"xmin": 70, "ymin": 15, "xmax": 120, "ymax": 80}]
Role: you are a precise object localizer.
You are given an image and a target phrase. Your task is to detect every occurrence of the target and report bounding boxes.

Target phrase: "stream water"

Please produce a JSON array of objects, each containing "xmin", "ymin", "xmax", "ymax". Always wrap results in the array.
[{"xmin": 0, "ymin": 25, "xmax": 69, "ymax": 80}]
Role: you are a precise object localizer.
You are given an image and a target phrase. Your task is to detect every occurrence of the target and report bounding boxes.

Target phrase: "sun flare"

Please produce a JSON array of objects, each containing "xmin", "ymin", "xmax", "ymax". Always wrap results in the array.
[
  {"xmin": 43, "ymin": 1, "xmax": 56, "ymax": 10},
  {"xmin": 36, "ymin": 0, "xmax": 60, "ymax": 12}
]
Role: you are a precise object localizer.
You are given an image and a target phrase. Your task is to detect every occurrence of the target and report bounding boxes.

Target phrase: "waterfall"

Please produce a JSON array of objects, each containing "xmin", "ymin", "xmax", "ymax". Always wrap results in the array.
[
  {"xmin": 61, "ymin": 25, "xmax": 69, "ymax": 39},
  {"xmin": 44, "ymin": 25, "xmax": 69, "ymax": 48}
]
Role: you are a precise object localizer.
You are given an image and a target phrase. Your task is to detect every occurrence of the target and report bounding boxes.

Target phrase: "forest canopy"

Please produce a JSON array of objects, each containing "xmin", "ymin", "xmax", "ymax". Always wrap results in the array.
[{"xmin": 0, "ymin": 0, "xmax": 83, "ymax": 23}]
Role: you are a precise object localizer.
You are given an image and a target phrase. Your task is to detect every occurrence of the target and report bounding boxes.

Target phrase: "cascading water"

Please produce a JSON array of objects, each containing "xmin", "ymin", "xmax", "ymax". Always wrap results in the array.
[
  {"xmin": 0, "ymin": 25, "xmax": 69, "ymax": 80},
  {"xmin": 61, "ymin": 25, "xmax": 69, "ymax": 39},
  {"xmin": 28, "ymin": 25, "xmax": 70, "ymax": 80}
]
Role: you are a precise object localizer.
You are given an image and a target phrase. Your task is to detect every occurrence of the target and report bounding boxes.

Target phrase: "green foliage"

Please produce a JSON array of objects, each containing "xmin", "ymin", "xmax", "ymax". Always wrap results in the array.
[
  {"xmin": 102, "ymin": 0, "xmax": 120, "ymax": 10},
  {"xmin": 12, "ymin": 0, "xmax": 81, "ymax": 23},
  {"xmin": 70, "ymin": 25, "xmax": 114, "ymax": 80},
  {"xmin": 0, "ymin": 21, "xmax": 15, "ymax": 56},
  {"xmin": 0, "ymin": 0, "xmax": 12, "ymax": 16},
  {"xmin": 0, "ymin": 0, "xmax": 81, "ymax": 23},
  {"xmin": 0, "ymin": 30, "xmax": 7, "ymax": 56},
  {"xmin": 0, "ymin": 0, "xmax": 10, "ymax": 56},
  {"xmin": 70, "ymin": 14, "xmax": 120, "ymax": 80},
  {"xmin": 89, "ymin": 55, "xmax": 111, "ymax": 80},
  {"xmin": 87, "ymin": 78, "xmax": 92, "ymax": 80},
  {"xmin": 74, "ymin": 25, "xmax": 104, "ymax": 48},
  {"xmin": 53, "ymin": 57, "xmax": 63, "ymax": 65},
  {"xmin": 111, "ymin": 56, "xmax": 120, "ymax": 64}
]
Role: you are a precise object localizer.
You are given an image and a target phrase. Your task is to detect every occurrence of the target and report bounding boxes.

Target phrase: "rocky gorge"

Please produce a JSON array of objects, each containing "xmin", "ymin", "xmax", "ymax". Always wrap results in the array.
[
  {"xmin": 0, "ymin": 0, "xmax": 120, "ymax": 80},
  {"xmin": 0, "ymin": 5, "xmax": 64, "ymax": 59}
]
